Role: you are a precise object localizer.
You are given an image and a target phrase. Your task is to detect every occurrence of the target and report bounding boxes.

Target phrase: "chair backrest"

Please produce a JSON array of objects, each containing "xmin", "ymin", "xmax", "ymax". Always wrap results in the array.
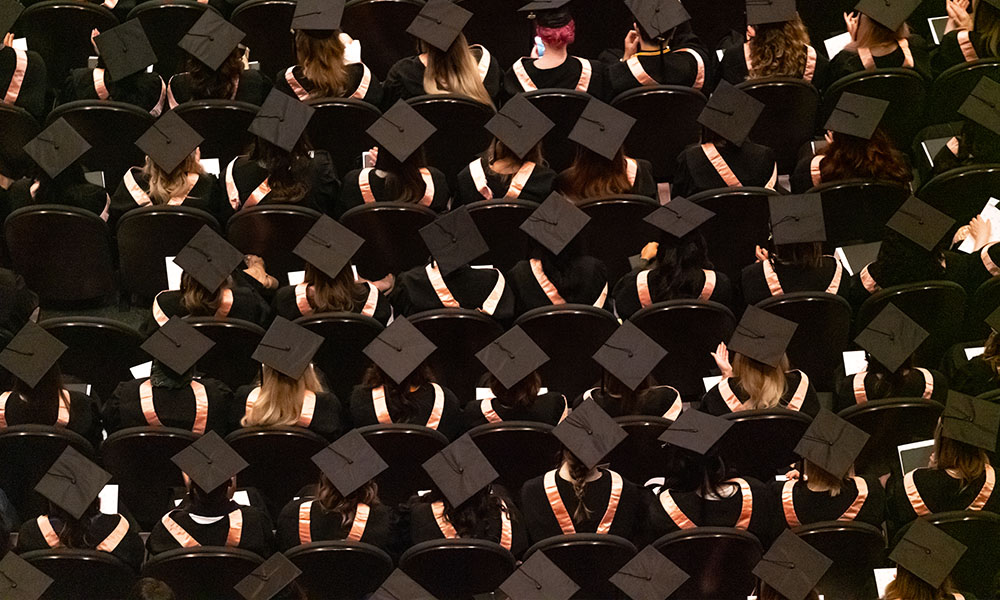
[
  {"xmin": 465, "ymin": 200, "xmax": 538, "ymax": 272},
  {"xmin": 141, "ymin": 547, "xmax": 264, "ymax": 600},
  {"xmin": 523, "ymin": 89, "xmax": 592, "ymax": 172},
  {"xmin": 523, "ymin": 534, "xmax": 636, "ymax": 600},
  {"xmin": 809, "ymin": 178, "xmax": 910, "ymax": 248},
  {"xmin": 515, "ymin": 304, "xmax": 619, "ymax": 400},
  {"xmin": 19, "ymin": 1, "xmax": 118, "ymax": 90},
  {"xmin": 792, "ymin": 521, "xmax": 886, "ymax": 599},
  {"xmin": 409, "ymin": 308, "xmax": 504, "ymax": 403},
  {"xmin": 294, "ymin": 312, "xmax": 384, "ymax": 402},
  {"xmin": 342, "ymin": 0, "xmax": 425, "ymax": 79},
  {"xmin": 407, "ymin": 94, "xmax": 494, "ymax": 184},
  {"xmin": 459, "ymin": 0, "xmax": 530, "ymax": 69},
  {"xmin": 286, "ymin": 541, "xmax": 394, "ymax": 599},
  {"xmin": 39, "ymin": 317, "xmax": 147, "ymax": 401},
  {"xmin": 226, "ymin": 204, "xmax": 321, "ymax": 284},
  {"xmin": 306, "ymin": 98, "xmax": 382, "ymax": 176},
  {"xmin": 717, "ymin": 409, "xmax": 813, "ymax": 482},
  {"xmin": 340, "ymin": 202, "xmax": 436, "ymax": 280},
  {"xmin": 173, "ymin": 100, "xmax": 259, "ymax": 165},
  {"xmin": 116, "ymin": 205, "xmax": 220, "ymax": 301},
  {"xmin": 186, "ymin": 317, "xmax": 266, "ymax": 389},
  {"xmin": 839, "ymin": 398, "xmax": 945, "ymax": 476},
  {"xmin": 0, "ymin": 425, "xmax": 95, "ymax": 519},
  {"xmin": 688, "ymin": 186, "xmax": 776, "ymax": 281},
  {"xmin": 681, "ymin": 0, "xmax": 745, "ymax": 49},
  {"xmin": 21, "ymin": 549, "xmax": 137, "ymax": 600},
  {"xmin": 966, "ymin": 276, "xmax": 1000, "ymax": 342},
  {"xmin": 401, "ymin": 539, "xmax": 516, "ymax": 597},
  {"xmin": 822, "ymin": 68, "xmax": 928, "ymax": 149},
  {"xmin": 606, "ymin": 416, "xmax": 675, "ymax": 487},
  {"xmin": 918, "ymin": 164, "xmax": 1000, "ymax": 228},
  {"xmin": 127, "ymin": 1, "xmax": 213, "ymax": 77},
  {"xmin": 229, "ymin": 0, "xmax": 297, "ymax": 78},
  {"xmin": 924, "ymin": 510, "xmax": 1000, "ymax": 598},
  {"xmin": 4, "ymin": 204, "xmax": 116, "ymax": 306},
  {"xmin": 468, "ymin": 421, "xmax": 560, "ymax": 493},
  {"xmin": 0, "ymin": 104, "xmax": 40, "ymax": 179},
  {"xmin": 653, "ymin": 527, "xmax": 763, "ymax": 599},
  {"xmin": 578, "ymin": 195, "xmax": 659, "ymax": 284},
  {"xmin": 612, "ymin": 85, "xmax": 707, "ymax": 181},
  {"xmin": 928, "ymin": 59, "xmax": 1000, "ymax": 125},
  {"xmin": 47, "ymin": 100, "xmax": 154, "ymax": 182},
  {"xmin": 736, "ymin": 77, "xmax": 819, "ymax": 173},
  {"xmin": 756, "ymin": 293, "xmax": 853, "ymax": 393},
  {"xmin": 556, "ymin": 0, "xmax": 635, "ymax": 59},
  {"xmin": 357, "ymin": 424, "xmax": 449, "ymax": 506},
  {"xmin": 630, "ymin": 300, "xmax": 737, "ymax": 399}
]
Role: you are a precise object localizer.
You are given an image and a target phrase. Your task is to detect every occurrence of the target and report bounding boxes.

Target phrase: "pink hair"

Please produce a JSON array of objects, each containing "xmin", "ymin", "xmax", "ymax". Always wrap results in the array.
[{"xmin": 535, "ymin": 21, "xmax": 576, "ymax": 47}]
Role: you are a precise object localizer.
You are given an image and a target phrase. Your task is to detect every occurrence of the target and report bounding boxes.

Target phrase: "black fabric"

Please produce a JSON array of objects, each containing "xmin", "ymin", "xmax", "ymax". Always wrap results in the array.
[
  {"xmin": 224, "ymin": 152, "xmax": 339, "ymax": 214},
  {"xmin": 0, "ymin": 269, "xmax": 38, "ymax": 340},
  {"xmin": 700, "ymin": 371, "xmax": 820, "ymax": 417},
  {"xmin": 452, "ymin": 157, "xmax": 555, "ymax": 207},
  {"xmin": 931, "ymin": 30, "xmax": 998, "ymax": 78},
  {"xmin": 348, "ymin": 383, "xmax": 463, "ymax": 441},
  {"xmin": 103, "ymin": 377, "xmax": 233, "ymax": 436},
  {"xmin": 7, "ymin": 179, "xmax": 108, "ymax": 220},
  {"xmin": 604, "ymin": 31, "xmax": 710, "ymax": 99},
  {"xmin": 110, "ymin": 168, "xmax": 231, "ymax": 226},
  {"xmin": 0, "ymin": 389, "xmax": 102, "ymax": 449},
  {"xmin": 951, "ymin": 356, "xmax": 1000, "ymax": 397},
  {"xmin": 409, "ymin": 496, "xmax": 530, "ymax": 557},
  {"xmin": 767, "ymin": 476, "xmax": 885, "ymax": 528},
  {"xmin": 886, "ymin": 467, "xmax": 1000, "ymax": 538},
  {"xmin": 612, "ymin": 266, "xmax": 732, "ymax": 320},
  {"xmin": 59, "ymin": 68, "xmax": 165, "ymax": 116},
  {"xmin": 383, "ymin": 46, "xmax": 502, "ymax": 106},
  {"xmin": 506, "ymin": 256, "xmax": 609, "ymax": 317},
  {"xmin": 276, "ymin": 497, "xmax": 394, "ymax": 552},
  {"xmin": 827, "ymin": 35, "xmax": 931, "ymax": 82},
  {"xmin": 834, "ymin": 368, "xmax": 948, "ymax": 411},
  {"xmin": 142, "ymin": 286, "xmax": 270, "ymax": 337},
  {"xmin": 16, "ymin": 512, "xmax": 145, "ymax": 570},
  {"xmin": 461, "ymin": 392, "xmax": 567, "ymax": 430},
  {"xmin": 230, "ymin": 386, "xmax": 346, "ymax": 440},
  {"xmin": 167, "ymin": 69, "xmax": 272, "ymax": 106},
  {"xmin": 571, "ymin": 386, "xmax": 682, "ymax": 419},
  {"xmin": 334, "ymin": 167, "xmax": 450, "ymax": 218},
  {"xmin": 271, "ymin": 283, "xmax": 392, "ymax": 325},
  {"xmin": 553, "ymin": 157, "xmax": 658, "ymax": 201},
  {"xmin": 390, "ymin": 263, "xmax": 515, "ymax": 321},
  {"xmin": 719, "ymin": 42, "xmax": 830, "ymax": 89},
  {"xmin": 0, "ymin": 47, "xmax": 47, "ymax": 120},
  {"xmin": 146, "ymin": 503, "xmax": 275, "ymax": 557},
  {"xmin": 671, "ymin": 141, "xmax": 776, "ymax": 199},
  {"xmin": 273, "ymin": 63, "xmax": 384, "ymax": 108},
  {"xmin": 740, "ymin": 256, "xmax": 851, "ymax": 306},
  {"xmin": 502, "ymin": 56, "xmax": 609, "ymax": 102}
]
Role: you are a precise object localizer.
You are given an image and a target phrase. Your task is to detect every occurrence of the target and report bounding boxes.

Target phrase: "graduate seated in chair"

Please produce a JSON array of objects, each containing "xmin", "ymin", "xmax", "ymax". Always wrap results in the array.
[{"xmin": 827, "ymin": 1, "xmax": 931, "ymax": 82}]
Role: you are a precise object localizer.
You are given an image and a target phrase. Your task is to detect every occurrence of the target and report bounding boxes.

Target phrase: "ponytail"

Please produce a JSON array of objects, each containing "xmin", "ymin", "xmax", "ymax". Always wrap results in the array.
[{"xmin": 561, "ymin": 449, "xmax": 594, "ymax": 522}]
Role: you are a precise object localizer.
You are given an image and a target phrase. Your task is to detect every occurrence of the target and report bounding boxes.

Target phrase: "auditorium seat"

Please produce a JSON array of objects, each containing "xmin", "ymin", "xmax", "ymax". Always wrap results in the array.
[
  {"xmin": 186, "ymin": 317, "xmax": 265, "ymax": 389},
  {"xmin": 295, "ymin": 312, "xmax": 384, "ymax": 403},
  {"xmin": 47, "ymin": 100, "xmax": 154, "ymax": 182},
  {"xmin": 286, "ymin": 541, "xmax": 394, "ymax": 600},
  {"xmin": 652, "ymin": 527, "xmax": 763, "ymax": 599},
  {"xmin": 410, "ymin": 308, "xmax": 503, "ymax": 403},
  {"xmin": 408, "ymin": 94, "xmax": 494, "ymax": 186},
  {"xmin": 737, "ymin": 77, "xmax": 819, "ymax": 174},
  {"xmin": 808, "ymin": 178, "xmax": 909, "ymax": 248},
  {"xmin": 918, "ymin": 164, "xmax": 1000, "ymax": 227},
  {"xmin": 18, "ymin": 1, "xmax": 118, "ymax": 91},
  {"xmin": 793, "ymin": 521, "xmax": 885, "ymax": 600},
  {"xmin": 523, "ymin": 89, "xmax": 591, "ymax": 172},
  {"xmin": 342, "ymin": 0, "xmax": 424, "ymax": 80},
  {"xmin": 0, "ymin": 425, "xmax": 95, "ymax": 519},
  {"xmin": 523, "ymin": 534, "xmax": 636, "ymax": 600},
  {"xmin": 911, "ymin": 511, "xmax": 1000, "ymax": 599},
  {"xmin": 578, "ymin": 195, "xmax": 659, "ymax": 285},
  {"xmin": 822, "ymin": 69, "xmax": 928, "ymax": 149},
  {"xmin": 0, "ymin": 104, "xmax": 41, "ymax": 181},
  {"xmin": 717, "ymin": 408, "xmax": 813, "ymax": 482},
  {"xmin": 357, "ymin": 423, "xmax": 449, "ymax": 506},
  {"xmin": 306, "ymin": 98, "xmax": 381, "ymax": 177},
  {"xmin": 230, "ymin": 0, "xmax": 296, "ymax": 78},
  {"xmin": 340, "ymin": 202, "xmax": 435, "ymax": 280},
  {"xmin": 141, "ymin": 547, "xmax": 264, "ymax": 600},
  {"xmin": 173, "ymin": 100, "xmax": 259, "ymax": 166},
  {"xmin": 965, "ymin": 276, "xmax": 1000, "ymax": 342},
  {"xmin": 839, "ymin": 398, "xmax": 945, "ymax": 477},
  {"xmin": 612, "ymin": 85, "xmax": 706, "ymax": 182},
  {"xmin": 400, "ymin": 539, "xmax": 517, "ymax": 598},
  {"xmin": 688, "ymin": 186, "xmax": 776, "ymax": 282},
  {"xmin": 927, "ymin": 59, "xmax": 1000, "ymax": 126},
  {"xmin": 127, "ymin": 1, "xmax": 213, "ymax": 78},
  {"xmin": 465, "ymin": 200, "xmax": 538, "ymax": 271},
  {"xmin": 22, "ymin": 549, "xmax": 137, "ymax": 599},
  {"xmin": 226, "ymin": 204, "xmax": 321, "ymax": 285},
  {"xmin": 468, "ymin": 421, "xmax": 560, "ymax": 493},
  {"xmin": 606, "ymin": 416, "xmax": 675, "ymax": 486},
  {"xmin": 40, "ymin": 317, "xmax": 147, "ymax": 401},
  {"xmin": 459, "ymin": 0, "xmax": 529, "ymax": 69}
]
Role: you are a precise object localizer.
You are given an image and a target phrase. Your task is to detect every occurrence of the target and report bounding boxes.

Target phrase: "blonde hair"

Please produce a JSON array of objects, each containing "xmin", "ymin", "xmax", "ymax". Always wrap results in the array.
[
  {"xmin": 241, "ymin": 365, "xmax": 322, "ymax": 427},
  {"xmin": 141, "ymin": 152, "xmax": 203, "ymax": 205},
  {"xmin": 803, "ymin": 460, "xmax": 843, "ymax": 497},
  {"xmin": 848, "ymin": 14, "xmax": 909, "ymax": 51},
  {"xmin": 295, "ymin": 31, "xmax": 350, "ymax": 97},
  {"xmin": 421, "ymin": 34, "xmax": 493, "ymax": 107},
  {"xmin": 747, "ymin": 16, "xmax": 811, "ymax": 79},
  {"xmin": 731, "ymin": 352, "xmax": 790, "ymax": 409}
]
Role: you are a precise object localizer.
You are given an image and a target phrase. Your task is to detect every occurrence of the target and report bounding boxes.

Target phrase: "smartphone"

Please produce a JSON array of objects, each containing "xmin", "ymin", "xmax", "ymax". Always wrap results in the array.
[{"xmin": 534, "ymin": 35, "xmax": 545, "ymax": 57}]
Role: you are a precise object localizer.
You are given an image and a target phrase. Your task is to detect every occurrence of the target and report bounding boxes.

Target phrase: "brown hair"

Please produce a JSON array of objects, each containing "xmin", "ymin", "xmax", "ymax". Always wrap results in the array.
[
  {"xmin": 847, "ymin": 14, "xmax": 909, "ymax": 51},
  {"xmin": 759, "ymin": 582, "xmax": 819, "ymax": 600},
  {"xmin": 421, "ymin": 34, "xmax": 493, "ymax": 107},
  {"xmin": 771, "ymin": 241, "xmax": 823, "ymax": 270},
  {"xmin": 747, "ymin": 15, "xmax": 811, "ymax": 79},
  {"xmin": 819, "ymin": 128, "xmax": 912, "ymax": 185},
  {"xmin": 561, "ymin": 449, "xmax": 595, "ymax": 522},
  {"xmin": 600, "ymin": 371, "xmax": 656, "ymax": 416},
  {"xmin": 316, "ymin": 475, "xmax": 379, "ymax": 528},
  {"xmin": 184, "ymin": 47, "xmax": 244, "ymax": 100},
  {"xmin": 294, "ymin": 31, "xmax": 350, "ymax": 97},
  {"xmin": 975, "ymin": 0, "xmax": 1000, "ymax": 56},
  {"xmin": 179, "ymin": 272, "xmax": 231, "ymax": 315},
  {"xmin": 361, "ymin": 363, "xmax": 437, "ymax": 423},
  {"xmin": 981, "ymin": 330, "xmax": 1000, "ymax": 379},
  {"xmin": 303, "ymin": 262, "xmax": 369, "ymax": 313},
  {"xmin": 141, "ymin": 152, "xmax": 204, "ymax": 205},
  {"xmin": 48, "ymin": 500, "xmax": 101, "ymax": 549},
  {"xmin": 10, "ymin": 363, "xmax": 65, "ymax": 425},
  {"xmin": 731, "ymin": 352, "xmax": 790, "ymax": 409},
  {"xmin": 932, "ymin": 421, "xmax": 988, "ymax": 487},
  {"xmin": 558, "ymin": 147, "xmax": 633, "ymax": 202},
  {"xmin": 486, "ymin": 371, "xmax": 542, "ymax": 409},
  {"xmin": 884, "ymin": 567, "xmax": 956, "ymax": 600},
  {"xmin": 241, "ymin": 365, "xmax": 322, "ymax": 428},
  {"xmin": 489, "ymin": 138, "xmax": 544, "ymax": 170}
]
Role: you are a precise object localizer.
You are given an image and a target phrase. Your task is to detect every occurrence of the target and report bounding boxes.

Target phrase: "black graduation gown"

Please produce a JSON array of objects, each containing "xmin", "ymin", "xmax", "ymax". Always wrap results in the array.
[
  {"xmin": 0, "ymin": 268, "xmax": 38, "ymax": 337},
  {"xmin": 7, "ymin": 179, "xmax": 110, "ymax": 221},
  {"xmin": 553, "ymin": 158, "xmax": 658, "ymax": 202},
  {"xmin": 719, "ymin": 42, "xmax": 830, "ymax": 90},
  {"xmin": 103, "ymin": 377, "xmax": 233, "ymax": 436},
  {"xmin": 390, "ymin": 263, "xmax": 516, "ymax": 322},
  {"xmin": 946, "ymin": 242, "xmax": 1000, "ymax": 297},
  {"xmin": 519, "ymin": 469, "xmax": 649, "ymax": 544},
  {"xmin": 740, "ymin": 257, "xmax": 851, "ymax": 307},
  {"xmin": 273, "ymin": 63, "xmax": 384, "ymax": 108},
  {"xmin": 59, "ymin": 68, "xmax": 166, "ymax": 116},
  {"xmin": 110, "ymin": 168, "xmax": 231, "ymax": 226},
  {"xmin": 951, "ymin": 356, "xmax": 1000, "ymax": 397},
  {"xmin": 932, "ymin": 30, "xmax": 995, "ymax": 78},
  {"xmin": 605, "ymin": 44, "xmax": 710, "ymax": 100},
  {"xmin": 833, "ymin": 368, "xmax": 948, "ymax": 412},
  {"xmin": 166, "ymin": 69, "xmax": 271, "ymax": 107},
  {"xmin": 0, "ymin": 46, "xmax": 47, "ymax": 120},
  {"xmin": 611, "ymin": 266, "xmax": 732, "ymax": 320},
  {"xmin": 571, "ymin": 386, "xmax": 683, "ymax": 420},
  {"xmin": 146, "ymin": 501, "xmax": 275, "ymax": 557},
  {"xmin": 768, "ymin": 477, "xmax": 886, "ymax": 529},
  {"xmin": 142, "ymin": 286, "xmax": 271, "ymax": 337},
  {"xmin": 230, "ymin": 385, "xmax": 345, "ymax": 440},
  {"xmin": 0, "ymin": 389, "xmax": 103, "ymax": 449},
  {"xmin": 460, "ymin": 392, "xmax": 568, "ymax": 430},
  {"xmin": 271, "ymin": 281, "xmax": 393, "ymax": 325},
  {"xmin": 334, "ymin": 167, "xmax": 450, "ymax": 218},
  {"xmin": 671, "ymin": 141, "xmax": 777, "ymax": 199},
  {"xmin": 409, "ymin": 498, "xmax": 530, "ymax": 558},
  {"xmin": 276, "ymin": 497, "xmax": 394, "ymax": 552},
  {"xmin": 502, "ymin": 55, "xmax": 610, "ymax": 102},
  {"xmin": 383, "ymin": 45, "xmax": 502, "ymax": 106},
  {"xmin": 451, "ymin": 157, "xmax": 555, "ymax": 207},
  {"xmin": 17, "ymin": 513, "xmax": 145, "ymax": 570},
  {"xmin": 790, "ymin": 152, "xmax": 825, "ymax": 194},
  {"xmin": 827, "ymin": 36, "xmax": 932, "ymax": 83},
  {"xmin": 701, "ymin": 371, "xmax": 820, "ymax": 417},
  {"xmin": 221, "ymin": 151, "xmax": 339, "ymax": 215},
  {"xmin": 348, "ymin": 383, "xmax": 463, "ymax": 441},
  {"xmin": 886, "ymin": 466, "xmax": 1000, "ymax": 537},
  {"xmin": 506, "ymin": 257, "xmax": 609, "ymax": 317}
]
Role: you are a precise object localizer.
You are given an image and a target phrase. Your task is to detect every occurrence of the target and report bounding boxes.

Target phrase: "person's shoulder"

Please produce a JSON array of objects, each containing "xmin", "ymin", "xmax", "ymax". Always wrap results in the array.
[
  {"xmin": 741, "ymin": 260, "xmax": 765, "ymax": 279},
  {"xmin": 386, "ymin": 55, "xmax": 425, "ymax": 78}
]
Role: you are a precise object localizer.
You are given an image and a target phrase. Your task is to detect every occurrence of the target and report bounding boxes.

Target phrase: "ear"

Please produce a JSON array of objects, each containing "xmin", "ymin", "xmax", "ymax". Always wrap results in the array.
[
  {"xmin": 746, "ymin": 25, "xmax": 756, "ymax": 39},
  {"xmin": 227, "ymin": 476, "xmax": 237, "ymax": 497}
]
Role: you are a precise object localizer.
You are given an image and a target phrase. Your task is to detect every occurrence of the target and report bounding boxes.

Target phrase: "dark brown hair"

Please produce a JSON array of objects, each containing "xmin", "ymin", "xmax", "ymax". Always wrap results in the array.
[
  {"xmin": 557, "ymin": 147, "xmax": 633, "ymax": 202},
  {"xmin": 819, "ymin": 128, "xmax": 912, "ymax": 185}
]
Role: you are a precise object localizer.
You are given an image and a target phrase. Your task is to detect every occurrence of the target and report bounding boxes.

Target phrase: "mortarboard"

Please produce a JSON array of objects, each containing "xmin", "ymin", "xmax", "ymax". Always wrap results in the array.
[
  {"xmin": 252, "ymin": 317, "xmax": 324, "ymax": 379},
  {"xmin": 753, "ymin": 530, "xmax": 833, "ymax": 600},
  {"xmin": 624, "ymin": 0, "xmax": 690, "ymax": 39},
  {"xmin": 697, "ymin": 80, "xmax": 764, "ymax": 146},
  {"xmin": 499, "ymin": 551, "xmax": 580, "ymax": 600},
  {"xmin": 291, "ymin": 0, "xmax": 345, "ymax": 32},
  {"xmin": 0, "ymin": 321, "xmax": 67, "ymax": 389},
  {"xmin": 886, "ymin": 196, "xmax": 955, "ymax": 252},
  {"xmin": 312, "ymin": 430, "xmax": 388, "ymax": 496},
  {"xmin": 728, "ymin": 305, "xmax": 797, "ymax": 368},
  {"xmin": 141, "ymin": 316, "xmax": 215, "ymax": 377},
  {"xmin": 854, "ymin": 303, "xmax": 928, "ymax": 372},
  {"xmin": 644, "ymin": 197, "xmax": 714, "ymax": 239},
  {"xmin": 407, "ymin": 0, "xmax": 472, "ymax": 52},
  {"xmin": 172, "ymin": 430, "xmax": 249, "ymax": 492},
  {"xmin": 94, "ymin": 19, "xmax": 158, "ymax": 81},
  {"xmin": 552, "ymin": 399, "xmax": 627, "ymax": 469},
  {"xmin": 592, "ymin": 322, "xmax": 667, "ymax": 392},
  {"xmin": 178, "ymin": 10, "xmax": 245, "ymax": 71},
  {"xmin": 24, "ymin": 118, "xmax": 92, "ymax": 179},
  {"xmin": 370, "ymin": 569, "xmax": 436, "ymax": 600},
  {"xmin": 0, "ymin": 552, "xmax": 53, "ymax": 600},
  {"xmin": 34, "ymin": 446, "xmax": 111, "ymax": 520},
  {"xmin": 136, "ymin": 111, "xmax": 204, "ymax": 173},
  {"xmin": 0, "ymin": 0, "xmax": 24, "ymax": 39},
  {"xmin": 769, "ymin": 194, "xmax": 827, "ymax": 245},
  {"xmin": 519, "ymin": 192, "xmax": 591, "ymax": 255},
  {"xmin": 824, "ymin": 92, "xmax": 889, "ymax": 140},
  {"xmin": 658, "ymin": 409, "xmax": 732, "ymax": 455},
  {"xmin": 746, "ymin": 0, "xmax": 798, "ymax": 25},
  {"xmin": 367, "ymin": 100, "xmax": 437, "ymax": 163},
  {"xmin": 568, "ymin": 98, "xmax": 636, "ymax": 161},
  {"xmin": 234, "ymin": 552, "xmax": 302, "ymax": 600},
  {"xmin": 485, "ymin": 94, "xmax": 554, "ymax": 160},
  {"xmin": 855, "ymin": 0, "xmax": 921, "ymax": 31},
  {"xmin": 518, "ymin": 0, "xmax": 573, "ymax": 28},
  {"xmin": 293, "ymin": 215, "xmax": 365, "ymax": 280},
  {"xmin": 941, "ymin": 391, "xmax": 1000, "ymax": 452},
  {"xmin": 173, "ymin": 225, "xmax": 245, "ymax": 293},
  {"xmin": 958, "ymin": 76, "xmax": 1000, "ymax": 136},
  {"xmin": 248, "ymin": 89, "xmax": 315, "ymax": 153},
  {"xmin": 986, "ymin": 305, "xmax": 1000, "ymax": 333},
  {"xmin": 475, "ymin": 325, "xmax": 549, "ymax": 390},
  {"xmin": 794, "ymin": 409, "xmax": 870, "ymax": 479},
  {"xmin": 889, "ymin": 519, "xmax": 966, "ymax": 588},
  {"xmin": 363, "ymin": 316, "xmax": 437, "ymax": 385},
  {"xmin": 419, "ymin": 207, "xmax": 489, "ymax": 276},
  {"xmin": 423, "ymin": 434, "xmax": 499, "ymax": 507},
  {"xmin": 609, "ymin": 545, "xmax": 689, "ymax": 600}
]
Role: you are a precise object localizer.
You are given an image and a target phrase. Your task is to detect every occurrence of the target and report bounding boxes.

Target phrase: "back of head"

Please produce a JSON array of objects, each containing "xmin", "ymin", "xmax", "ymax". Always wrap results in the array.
[
  {"xmin": 184, "ymin": 47, "xmax": 244, "ymax": 100},
  {"xmin": 975, "ymin": 0, "xmax": 1000, "ymax": 55},
  {"xmin": 772, "ymin": 241, "xmax": 823, "ymax": 270},
  {"xmin": 128, "ymin": 578, "xmax": 177, "ymax": 600},
  {"xmin": 872, "ymin": 230, "xmax": 945, "ymax": 286},
  {"xmin": 141, "ymin": 153, "xmax": 204, "ymax": 205},
  {"xmin": 851, "ymin": 13, "xmax": 909, "ymax": 49},
  {"xmin": 961, "ymin": 119, "xmax": 1000, "ymax": 162},
  {"xmin": 12, "ymin": 362, "xmax": 63, "ymax": 422},
  {"xmin": 374, "ymin": 148, "xmax": 430, "ymax": 204},
  {"xmin": 442, "ymin": 485, "xmax": 505, "ymax": 539},
  {"xmin": 304, "ymin": 262, "xmax": 360, "ymax": 312},
  {"xmin": 179, "ymin": 271, "xmax": 225, "ymax": 315},
  {"xmin": 316, "ymin": 475, "xmax": 379, "ymax": 526},
  {"xmin": 422, "ymin": 33, "xmax": 493, "ymax": 107},
  {"xmin": 248, "ymin": 137, "xmax": 309, "ymax": 202},
  {"xmin": 823, "ymin": 128, "xmax": 911, "ymax": 184},
  {"xmin": 747, "ymin": 16, "xmax": 811, "ymax": 78},
  {"xmin": 934, "ymin": 423, "xmax": 988, "ymax": 485},
  {"xmin": 294, "ymin": 30, "xmax": 349, "ymax": 97},
  {"xmin": 884, "ymin": 566, "xmax": 955, "ymax": 600},
  {"xmin": 759, "ymin": 582, "xmax": 820, "ymax": 600},
  {"xmin": 560, "ymin": 449, "xmax": 595, "ymax": 522},
  {"xmin": 732, "ymin": 352, "xmax": 789, "ymax": 409},
  {"xmin": 487, "ymin": 371, "xmax": 542, "ymax": 409},
  {"xmin": 188, "ymin": 477, "xmax": 233, "ymax": 514},
  {"xmin": 560, "ymin": 146, "xmax": 629, "ymax": 201},
  {"xmin": 535, "ymin": 16, "xmax": 576, "ymax": 48},
  {"xmin": 651, "ymin": 232, "xmax": 712, "ymax": 300},
  {"xmin": 362, "ymin": 363, "xmax": 435, "ymax": 421},
  {"xmin": 242, "ymin": 365, "xmax": 318, "ymax": 427}
]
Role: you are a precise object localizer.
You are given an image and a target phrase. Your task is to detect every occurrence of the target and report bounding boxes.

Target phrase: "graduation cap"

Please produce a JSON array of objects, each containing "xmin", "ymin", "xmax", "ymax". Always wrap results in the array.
[
  {"xmin": 941, "ymin": 391, "xmax": 1000, "ymax": 452},
  {"xmin": 697, "ymin": 80, "xmax": 764, "ymax": 146},
  {"xmin": 291, "ymin": 0, "xmax": 345, "ymax": 33},
  {"xmin": 178, "ymin": 11, "xmax": 246, "ymax": 71},
  {"xmin": 624, "ymin": 0, "xmax": 690, "ymax": 39},
  {"xmin": 367, "ymin": 100, "xmax": 436, "ymax": 163},
  {"xmin": 140, "ymin": 316, "xmax": 215, "ymax": 377},
  {"xmin": 794, "ymin": 409, "xmax": 870, "ymax": 479},
  {"xmin": 986, "ymin": 305, "xmax": 1000, "ymax": 333},
  {"xmin": 407, "ymin": 0, "xmax": 472, "ymax": 52},
  {"xmin": 136, "ymin": 110, "xmax": 204, "ymax": 173},
  {"xmin": 34, "ymin": 446, "xmax": 111, "ymax": 520},
  {"xmin": 173, "ymin": 225, "xmax": 245, "ymax": 293},
  {"xmin": 728, "ymin": 305, "xmax": 797, "ymax": 368},
  {"xmin": 475, "ymin": 325, "xmax": 549, "ymax": 390},
  {"xmin": 889, "ymin": 519, "xmax": 967, "ymax": 588},
  {"xmin": 519, "ymin": 192, "xmax": 591, "ymax": 255},
  {"xmin": 0, "ymin": 552, "xmax": 53, "ymax": 600},
  {"xmin": 485, "ymin": 93, "xmax": 554, "ymax": 160},
  {"xmin": 293, "ymin": 215, "xmax": 365, "ymax": 279},
  {"xmin": 644, "ymin": 197, "xmax": 714, "ymax": 239},
  {"xmin": 886, "ymin": 196, "xmax": 955, "ymax": 252},
  {"xmin": 746, "ymin": 0, "xmax": 797, "ymax": 25},
  {"xmin": 0, "ymin": 0, "xmax": 24, "ymax": 39},
  {"xmin": 658, "ymin": 409, "xmax": 733, "ymax": 455},
  {"xmin": 419, "ymin": 207, "xmax": 489, "ymax": 276},
  {"xmin": 518, "ymin": 0, "xmax": 573, "ymax": 28},
  {"xmin": 423, "ymin": 434, "xmax": 499, "ymax": 507},
  {"xmin": 234, "ymin": 552, "xmax": 302, "ymax": 600},
  {"xmin": 592, "ymin": 321, "xmax": 667, "ymax": 392},
  {"xmin": 499, "ymin": 550, "xmax": 580, "ymax": 600},
  {"xmin": 753, "ymin": 530, "xmax": 833, "ymax": 600},
  {"xmin": 769, "ymin": 194, "xmax": 826, "ymax": 245},
  {"xmin": 0, "ymin": 321, "xmax": 67, "ymax": 389},
  {"xmin": 312, "ymin": 430, "xmax": 388, "ymax": 496},
  {"xmin": 94, "ymin": 19, "xmax": 158, "ymax": 81},
  {"xmin": 248, "ymin": 89, "xmax": 316, "ymax": 153},
  {"xmin": 855, "ymin": 0, "xmax": 921, "ymax": 31},
  {"xmin": 362, "ymin": 316, "xmax": 437, "ymax": 385},
  {"xmin": 958, "ymin": 76, "xmax": 1000, "ymax": 136},
  {"xmin": 252, "ymin": 317, "xmax": 324, "ymax": 379},
  {"xmin": 552, "ymin": 399, "xmax": 627, "ymax": 469},
  {"xmin": 568, "ymin": 98, "xmax": 636, "ymax": 161},
  {"xmin": 609, "ymin": 546, "xmax": 689, "ymax": 600},
  {"xmin": 854, "ymin": 303, "xmax": 928, "ymax": 372},
  {"xmin": 824, "ymin": 92, "xmax": 889, "ymax": 140},
  {"xmin": 23, "ymin": 117, "xmax": 92, "ymax": 179},
  {"xmin": 171, "ymin": 430, "xmax": 249, "ymax": 493},
  {"xmin": 371, "ymin": 569, "xmax": 436, "ymax": 600}
]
